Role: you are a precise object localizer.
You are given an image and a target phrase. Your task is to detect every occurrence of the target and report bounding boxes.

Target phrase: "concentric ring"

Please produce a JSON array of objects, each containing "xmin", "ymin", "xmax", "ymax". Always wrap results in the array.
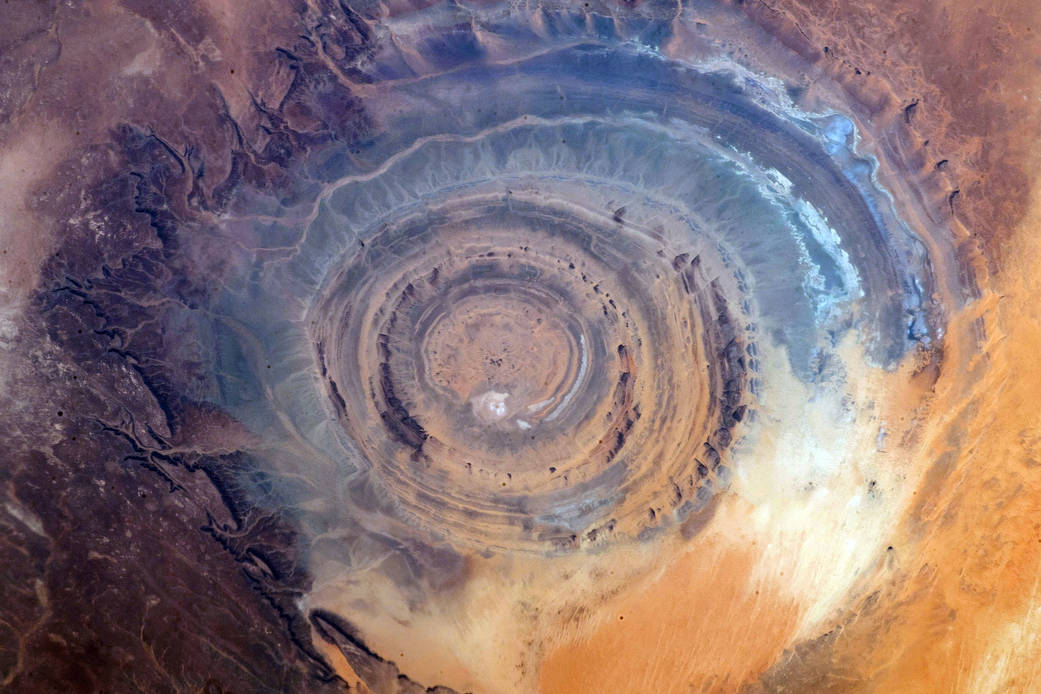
[{"xmin": 311, "ymin": 192, "xmax": 751, "ymax": 551}]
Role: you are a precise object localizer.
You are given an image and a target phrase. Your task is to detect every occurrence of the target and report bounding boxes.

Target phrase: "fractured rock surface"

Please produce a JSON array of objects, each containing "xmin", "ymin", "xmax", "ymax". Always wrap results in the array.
[{"xmin": 1, "ymin": 1, "xmax": 1040, "ymax": 692}]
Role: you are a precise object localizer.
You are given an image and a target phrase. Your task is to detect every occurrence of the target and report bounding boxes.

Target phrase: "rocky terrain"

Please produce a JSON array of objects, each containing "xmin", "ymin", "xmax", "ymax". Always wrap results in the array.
[{"xmin": 1, "ymin": 1, "xmax": 1039, "ymax": 692}]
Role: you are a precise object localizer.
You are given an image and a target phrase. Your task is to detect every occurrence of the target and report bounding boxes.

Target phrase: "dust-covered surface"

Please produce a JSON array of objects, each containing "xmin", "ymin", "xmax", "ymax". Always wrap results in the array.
[{"xmin": 1, "ymin": 1, "xmax": 1039, "ymax": 692}]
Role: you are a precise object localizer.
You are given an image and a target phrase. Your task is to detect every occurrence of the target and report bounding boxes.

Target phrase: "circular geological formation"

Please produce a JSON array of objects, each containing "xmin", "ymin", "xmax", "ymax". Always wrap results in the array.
[
  {"xmin": 312, "ymin": 195, "xmax": 750, "ymax": 552},
  {"xmin": 263, "ymin": 24, "xmax": 935, "ymax": 565}
]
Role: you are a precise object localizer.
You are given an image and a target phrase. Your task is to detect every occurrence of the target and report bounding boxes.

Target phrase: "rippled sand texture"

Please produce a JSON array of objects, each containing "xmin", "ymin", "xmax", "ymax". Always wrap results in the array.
[{"xmin": 1, "ymin": 1, "xmax": 1040, "ymax": 693}]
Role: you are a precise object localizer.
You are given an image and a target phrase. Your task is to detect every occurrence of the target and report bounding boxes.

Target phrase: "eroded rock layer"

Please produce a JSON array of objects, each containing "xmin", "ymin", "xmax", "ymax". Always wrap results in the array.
[
  {"xmin": 312, "ymin": 193, "xmax": 748, "ymax": 551},
  {"xmin": 2, "ymin": 1, "xmax": 1040, "ymax": 693}
]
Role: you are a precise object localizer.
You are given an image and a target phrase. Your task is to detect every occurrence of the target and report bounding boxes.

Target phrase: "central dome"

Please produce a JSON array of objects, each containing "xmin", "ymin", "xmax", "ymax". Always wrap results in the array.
[
  {"xmin": 311, "ymin": 192, "xmax": 750, "ymax": 552},
  {"xmin": 423, "ymin": 291, "xmax": 578, "ymax": 427}
]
